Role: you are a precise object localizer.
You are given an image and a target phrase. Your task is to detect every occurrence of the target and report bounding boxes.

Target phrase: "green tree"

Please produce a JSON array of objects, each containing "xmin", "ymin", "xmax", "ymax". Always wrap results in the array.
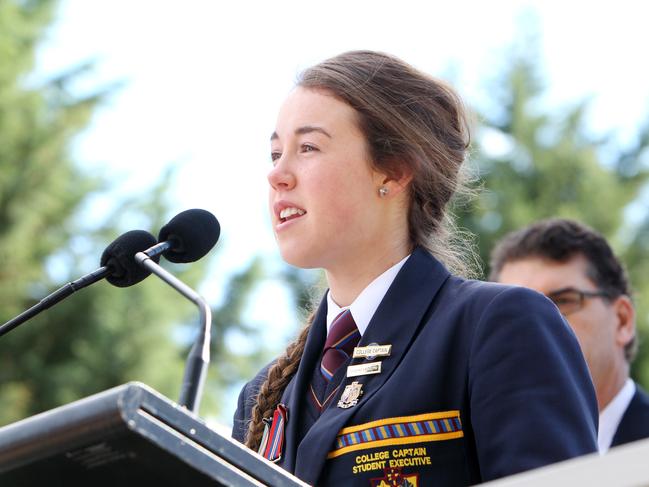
[
  {"xmin": 0, "ymin": 0, "xmax": 264, "ymax": 424},
  {"xmin": 455, "ymin": 40, "xmax": 649, "ymax": 384}
]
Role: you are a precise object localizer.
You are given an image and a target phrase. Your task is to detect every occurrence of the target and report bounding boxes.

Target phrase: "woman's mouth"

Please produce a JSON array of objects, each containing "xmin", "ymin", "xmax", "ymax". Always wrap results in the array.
[{"xmin": 279, "ymin": 207, "xmax": 306, "ymax": 223}]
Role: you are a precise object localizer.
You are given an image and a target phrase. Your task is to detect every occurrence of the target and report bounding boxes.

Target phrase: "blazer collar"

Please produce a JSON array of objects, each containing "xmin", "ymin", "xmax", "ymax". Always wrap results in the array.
[{"xmin": 294, "ymin": 248, "xmax": 451, "ymax": 484}]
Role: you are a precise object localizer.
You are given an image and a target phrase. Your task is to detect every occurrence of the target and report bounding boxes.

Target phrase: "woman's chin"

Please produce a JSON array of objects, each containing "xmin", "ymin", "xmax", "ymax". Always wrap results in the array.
[{"xmin": 278, "ymin": 245, "xmax": 321, "ymax": 270}]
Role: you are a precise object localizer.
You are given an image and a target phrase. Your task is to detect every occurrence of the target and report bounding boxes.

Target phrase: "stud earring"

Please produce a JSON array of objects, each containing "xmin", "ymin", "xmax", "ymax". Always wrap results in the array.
[{"xmin": 378, "ymin": 187, "xmax": 389, "ymax": 197}]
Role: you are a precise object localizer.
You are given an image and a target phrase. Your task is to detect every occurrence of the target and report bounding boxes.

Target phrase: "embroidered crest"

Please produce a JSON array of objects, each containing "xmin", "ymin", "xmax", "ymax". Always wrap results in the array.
[
  {"xmin": 337, "ymin": 381, "xmax": 364, "ymax": 408},
  {"xmin": 370, "ymin": 467, "xmax": 419, "ymax": 486}
]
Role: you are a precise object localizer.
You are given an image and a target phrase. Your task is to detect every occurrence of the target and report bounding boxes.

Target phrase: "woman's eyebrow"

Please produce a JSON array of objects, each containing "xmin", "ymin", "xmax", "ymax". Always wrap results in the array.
[
  {"xmin": 295, "ymin": 125, "xmax": 332, "ymax": 138},
  {"xmin": 270, "ymin": 125, "xmax": 332, "ymax": 141}
]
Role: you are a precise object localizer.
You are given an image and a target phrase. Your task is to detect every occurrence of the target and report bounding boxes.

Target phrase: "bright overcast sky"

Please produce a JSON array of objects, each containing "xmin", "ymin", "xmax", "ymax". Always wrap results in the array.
[
  {"xmin": 36, "ymin": 1, "xmax": 649, "ymax": 278},
  {"xmin": 32, "ymin": 0, "xmax": 649, "ymax": 422},
  {"xmin": 35, "ymin": 0, "xmax": 649, "ymax": 315}
]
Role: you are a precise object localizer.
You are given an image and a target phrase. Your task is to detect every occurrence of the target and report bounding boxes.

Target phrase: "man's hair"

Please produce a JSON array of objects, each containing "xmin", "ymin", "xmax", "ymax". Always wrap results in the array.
[{"xmin": 489, "ymin": 218, "xmax": 635, "ymax": 361}]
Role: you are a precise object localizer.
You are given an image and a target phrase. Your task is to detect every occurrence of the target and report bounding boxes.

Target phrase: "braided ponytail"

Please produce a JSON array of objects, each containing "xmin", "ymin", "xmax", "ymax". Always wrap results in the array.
[{"xmin": 245, "ymin": 314, "xmax": 314, "ymax": 451}]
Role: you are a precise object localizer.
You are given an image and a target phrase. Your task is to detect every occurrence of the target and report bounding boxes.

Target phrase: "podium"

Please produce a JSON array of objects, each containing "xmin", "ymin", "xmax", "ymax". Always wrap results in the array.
[
  {"xmin": 483, "ymin": 435, "xmax": 649, "ymax": 486},
  {"xmin": 0, "ymin": 382, "xmax": 308, "ymax": 486}
]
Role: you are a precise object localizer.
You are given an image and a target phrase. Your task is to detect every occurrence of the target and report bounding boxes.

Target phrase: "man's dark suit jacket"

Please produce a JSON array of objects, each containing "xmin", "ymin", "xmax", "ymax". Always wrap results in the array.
[
  {"xmin": 233, "ymin": 248, "xmax": 598, "ymax": 486},
  {"xmin": 612, "ymin": 384, "xmax": 649, "ymax": 447}
]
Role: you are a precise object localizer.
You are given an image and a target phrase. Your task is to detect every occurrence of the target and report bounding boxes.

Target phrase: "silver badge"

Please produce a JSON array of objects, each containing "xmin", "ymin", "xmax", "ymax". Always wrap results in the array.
[
  {"xmin": 352, "ymin": 343, "xmax": 392, "ymax": 360},
  {"xmin": 337, "ymin": 381, "xmax": 364, "ymax": 409},
  {"xmin": 347, "ymin": 361, "xmax": 382, "ymax": 378}
]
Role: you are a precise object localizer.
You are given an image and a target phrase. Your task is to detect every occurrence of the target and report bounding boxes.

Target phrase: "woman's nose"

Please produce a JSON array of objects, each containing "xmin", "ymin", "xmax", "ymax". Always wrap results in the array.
[{"xmin": 267, "ymin": 157, "xmax": 296, "ymax": 191}]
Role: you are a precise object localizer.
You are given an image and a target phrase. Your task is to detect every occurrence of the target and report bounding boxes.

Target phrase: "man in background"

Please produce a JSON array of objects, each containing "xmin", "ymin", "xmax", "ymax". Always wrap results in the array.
[{"xmin": 490, "ymin": 218, "xmax": 649, "ymax": 453}]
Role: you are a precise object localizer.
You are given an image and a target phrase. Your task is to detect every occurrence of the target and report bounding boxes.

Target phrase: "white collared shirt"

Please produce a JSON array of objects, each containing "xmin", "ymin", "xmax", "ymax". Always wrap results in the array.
[
  {"xmin": 598, "ymin": 378, "xmax": 635, "ymax": 454},
  {"xmin": 325, "ymin": 254, "xmax": 410, "ymax": 335}
]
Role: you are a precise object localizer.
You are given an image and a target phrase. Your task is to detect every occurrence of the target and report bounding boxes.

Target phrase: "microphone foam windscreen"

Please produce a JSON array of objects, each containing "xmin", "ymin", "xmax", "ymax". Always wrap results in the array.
[
  {"xmin": 158, "ymin": 209, "xmax": 220, "ymax": 263},
  {"xmin": 100, "ymin": 230, "xmax": 159, "ymax": 287}
]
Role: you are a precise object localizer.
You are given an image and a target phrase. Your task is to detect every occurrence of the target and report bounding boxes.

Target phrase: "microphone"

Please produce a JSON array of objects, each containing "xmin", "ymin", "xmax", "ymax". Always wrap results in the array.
[
  {"xmin": 100, "ymin": 230, "xmax": 161, "ymax": 286},
  {"xmin": 0, "ymin": 230, "xmax": 158, "ymax": 338},
  {"xmin": 134, "ymin": 210, "xmax": 220, "ymax": 413},
  {"xmin": 144, "ymin": 209, "xmax": 220, "ymax": 263}
]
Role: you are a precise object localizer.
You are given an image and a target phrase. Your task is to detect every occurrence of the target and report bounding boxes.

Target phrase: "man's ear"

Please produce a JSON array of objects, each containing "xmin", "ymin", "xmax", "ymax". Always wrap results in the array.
[{"xmin": 613, "ymin": 295, "xmax": 635, "ymax": 349}]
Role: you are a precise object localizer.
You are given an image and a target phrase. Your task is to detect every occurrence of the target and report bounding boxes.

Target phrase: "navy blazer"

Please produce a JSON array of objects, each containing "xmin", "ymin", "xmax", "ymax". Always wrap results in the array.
[
  {"xmin": 233, "ymin": 248, "xmax": 598, "ymax": 485},
  {"xmin": 611, "ymin": 383, "xmax": 649, "ymax": 447}
]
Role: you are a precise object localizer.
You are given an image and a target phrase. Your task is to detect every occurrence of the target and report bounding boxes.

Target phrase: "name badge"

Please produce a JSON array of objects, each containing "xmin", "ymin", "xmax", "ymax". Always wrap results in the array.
[
  {"xmin": 352, "ymin": 344, "xmax": 392, "ymax": 360},
  {"xmin": 347, "ymin": 361, "xmax": 382, "ymax": 377}
]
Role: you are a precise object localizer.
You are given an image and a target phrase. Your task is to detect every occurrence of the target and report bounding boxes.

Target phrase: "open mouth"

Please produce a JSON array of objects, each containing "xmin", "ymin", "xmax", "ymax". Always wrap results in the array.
[{"xmin": 279, "ymin": 207, "xmax": 306, "ymax": 223}]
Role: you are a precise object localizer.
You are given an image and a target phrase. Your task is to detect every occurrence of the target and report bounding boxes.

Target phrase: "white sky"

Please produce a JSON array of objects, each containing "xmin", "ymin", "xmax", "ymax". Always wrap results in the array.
[{"xmin": 33, "ymin": 0, "xmax": 649, "ymax": 420}]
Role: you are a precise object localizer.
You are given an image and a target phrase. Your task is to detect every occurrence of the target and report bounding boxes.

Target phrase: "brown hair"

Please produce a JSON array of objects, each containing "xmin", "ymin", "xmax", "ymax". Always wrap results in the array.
[
  {"xmin": 246, "ymin": 50, "xmax": 473, "ymax": 450},
  {"xmin": 489, "ymin": 218, "xmax": 636, "ymax": 361},
  {"xmin": 300, "ymin": 50, "xmax": 472, "ymax": 273}
]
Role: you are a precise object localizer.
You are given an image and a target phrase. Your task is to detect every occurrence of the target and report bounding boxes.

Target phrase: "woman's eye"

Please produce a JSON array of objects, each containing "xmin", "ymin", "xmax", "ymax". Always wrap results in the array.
[
  {"xmin": 270, "ymin": 151, "xmax": 281, "ymax": 163},
  {"xmin": 301, "ymin": 144, "xmax": 317, "ymax": 153}
]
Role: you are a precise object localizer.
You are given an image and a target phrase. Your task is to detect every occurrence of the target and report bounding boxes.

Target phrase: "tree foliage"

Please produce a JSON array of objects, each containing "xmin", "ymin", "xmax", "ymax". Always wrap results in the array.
[
  {"xmin": 0, "ymin": 0, "xmax": 264, "ymax": 424},
  {"xmin": 454, "ymin": 41, "xmax": 649, "ymax": 385}
]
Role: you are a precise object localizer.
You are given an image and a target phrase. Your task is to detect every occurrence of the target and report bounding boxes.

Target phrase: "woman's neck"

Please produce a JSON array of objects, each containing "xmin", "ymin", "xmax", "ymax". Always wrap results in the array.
[{"xmin": 325, "ymin": 243, "xmax": 411, "ymax": 307}]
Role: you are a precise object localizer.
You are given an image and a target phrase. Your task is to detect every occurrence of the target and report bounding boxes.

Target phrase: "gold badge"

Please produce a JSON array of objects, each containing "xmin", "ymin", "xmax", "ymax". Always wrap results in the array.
[
  {"xmin": 347, "ymin": 361, "xmax": 382, "ymax": 378},
  {"xmin": 352, "ymin": 344, "xmax": 392, "ymax": 360},
  {"xmin": 337, "ymin": 381, "xmax": 363, "ymax": 409}
]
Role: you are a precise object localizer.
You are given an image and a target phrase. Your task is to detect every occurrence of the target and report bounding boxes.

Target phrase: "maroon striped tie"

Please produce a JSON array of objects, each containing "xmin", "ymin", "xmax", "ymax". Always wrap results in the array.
[{"xmin": 320, "ymin": 309, "xmax": 360, "ymax": 381}]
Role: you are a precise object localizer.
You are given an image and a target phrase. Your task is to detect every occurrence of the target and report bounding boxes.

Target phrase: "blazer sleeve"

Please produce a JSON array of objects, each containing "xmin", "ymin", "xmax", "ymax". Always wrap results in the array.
[
  {"xmin": 232, "ymin": 380, "xmax": 251, "ymax": 443},
  {"xmin": 468, "ymin": 286, "xmax": 598, "ymax": 480},
  {"xmin": 231, "ymin": 362, "xmax": 274, "ymax": 443}
]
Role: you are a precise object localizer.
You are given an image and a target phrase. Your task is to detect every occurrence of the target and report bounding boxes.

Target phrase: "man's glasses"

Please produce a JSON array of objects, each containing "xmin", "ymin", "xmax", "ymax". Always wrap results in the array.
[{"xmin": 546, "ymin": 287, "xmax": 611, "ymax": 316}]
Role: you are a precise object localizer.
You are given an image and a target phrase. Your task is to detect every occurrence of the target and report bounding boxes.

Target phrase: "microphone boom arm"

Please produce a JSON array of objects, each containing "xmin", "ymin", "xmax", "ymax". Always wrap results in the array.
[
  {"xmin": 0, "ymin": 267, "xmax": 110, "ymax": 338},
  {"xmin": 135, "ymin": 251, "xmax": 211, "ymax": 414}
]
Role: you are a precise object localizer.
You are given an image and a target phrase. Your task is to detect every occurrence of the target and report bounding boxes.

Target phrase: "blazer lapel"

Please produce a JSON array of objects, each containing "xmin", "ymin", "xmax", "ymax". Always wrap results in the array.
[
  {"xmin": 279, "ymin": 299, "xmax": 328, "ymax": 473},
  {"xmin": 294, "ymin": 249, "xmax": 450, "ymax": 484}
]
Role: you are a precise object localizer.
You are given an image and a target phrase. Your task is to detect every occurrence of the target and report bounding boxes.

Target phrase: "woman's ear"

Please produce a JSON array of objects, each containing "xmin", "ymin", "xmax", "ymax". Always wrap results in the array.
[{"xmin": 375, "ymin": 164, "xmax": 413, "ymax": 198}]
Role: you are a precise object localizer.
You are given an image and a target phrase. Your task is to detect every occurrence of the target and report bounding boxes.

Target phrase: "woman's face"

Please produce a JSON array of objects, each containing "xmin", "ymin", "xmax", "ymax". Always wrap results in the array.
[{"xmin": 268, "ymin": 87, "xmax": 388, "ymax": 270}]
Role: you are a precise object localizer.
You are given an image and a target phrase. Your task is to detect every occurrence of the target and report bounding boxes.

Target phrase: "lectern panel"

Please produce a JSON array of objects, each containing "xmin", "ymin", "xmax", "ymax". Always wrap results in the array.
[{"xmin": 0, "ymin": 383, "xmax": 307, "ymax": 487}]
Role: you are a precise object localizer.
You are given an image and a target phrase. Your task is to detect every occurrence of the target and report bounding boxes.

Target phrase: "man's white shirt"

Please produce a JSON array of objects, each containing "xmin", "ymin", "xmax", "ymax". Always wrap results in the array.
[{"xmin": 598, "ymin": 378, "xmax": 635, "ymax": 454}]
